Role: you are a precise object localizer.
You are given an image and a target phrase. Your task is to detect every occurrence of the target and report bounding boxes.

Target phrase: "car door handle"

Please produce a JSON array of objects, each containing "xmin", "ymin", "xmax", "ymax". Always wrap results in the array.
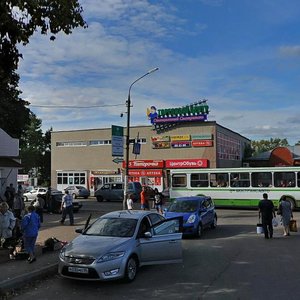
[{"xmin": 169, "ymin": 240, "xmax": 177, "ymax": 244}]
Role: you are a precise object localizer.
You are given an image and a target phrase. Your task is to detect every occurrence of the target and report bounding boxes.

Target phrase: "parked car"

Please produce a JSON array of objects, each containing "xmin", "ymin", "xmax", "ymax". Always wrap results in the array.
[
  {"xmin": 58, "ymin": 210, "xmax": 183, "ymax": 282},
  {"xmin": 23, "ymin": 187, "xmax": 48, "ymax": 202},
  {"xmin": 94, "ymin": 182, "xmax": 142, "ymax": 202},
  {"xmin": 64, "ymin": 186, "xmax": 90, "ymax": 199},
  {"xmin": 164, "ymin": 196, "xmax": 217, "ymax": 237}
]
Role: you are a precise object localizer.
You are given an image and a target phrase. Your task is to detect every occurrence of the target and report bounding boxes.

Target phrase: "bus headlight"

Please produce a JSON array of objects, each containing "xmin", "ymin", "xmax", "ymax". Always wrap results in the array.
[{"xmin": 187, "ymin": 214, "xmax": 196, "ymax": 224}]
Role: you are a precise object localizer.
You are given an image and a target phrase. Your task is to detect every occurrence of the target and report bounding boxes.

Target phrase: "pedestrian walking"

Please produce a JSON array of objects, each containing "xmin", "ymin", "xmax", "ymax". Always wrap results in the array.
[
  {"xmin": 127, "ymin": 193, "xmax": 134, "ymax": 210},
  {"xmin": 154, "ymin": 188, "xmax": 163, "ymax": 214},
  {"xmin": 258, "ymin": 193, "xmax": 275, "ymax": 239},
  {"xmin": 21, "ymin": 205, "xmax": 40, "ymax": 263},
  {"xmin": 0, "ymin": 202, "xmax": 16, "ymax": 248},
  {"xmin": 45, "ymin": 186, "xmax": 53, "ymax": 214},
  {"xmin": 60, "ymin": 190, "xmax": 74, "ymax": 225},
  {"xmin": 278, "ymin": 196, "xmax": 293, "ymax": 236},
  {"xmin": 140, "ymin": 186, "xmax": 149, "ymax": 210},
  {"xmin": 13, "ymin": 190, "xmax": 25, "ymax": 220}
]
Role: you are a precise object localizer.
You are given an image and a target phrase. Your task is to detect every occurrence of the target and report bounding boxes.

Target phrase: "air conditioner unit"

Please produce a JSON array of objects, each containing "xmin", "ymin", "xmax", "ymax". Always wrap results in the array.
[{"xmin": 243, "ymin": 163, "xmax": 250, "ymax": 167}]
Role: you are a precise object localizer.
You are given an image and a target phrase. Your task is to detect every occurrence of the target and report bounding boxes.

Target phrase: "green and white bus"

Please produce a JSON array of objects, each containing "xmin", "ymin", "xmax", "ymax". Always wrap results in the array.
[{"xmin": 170, "ymin": 167, "xmax": 300, "ymax": 209}]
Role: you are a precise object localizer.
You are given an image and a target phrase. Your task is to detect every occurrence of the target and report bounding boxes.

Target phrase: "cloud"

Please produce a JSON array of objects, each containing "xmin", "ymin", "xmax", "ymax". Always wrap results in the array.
[{"xmin": 279, "ymin": 45, "xmax": 300, "ymax": 57}]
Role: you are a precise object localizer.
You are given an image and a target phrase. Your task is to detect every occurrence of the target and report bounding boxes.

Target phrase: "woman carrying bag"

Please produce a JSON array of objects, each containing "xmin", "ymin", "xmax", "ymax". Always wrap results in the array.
[{"xmin": 278, "ymin": 196, "xmax": 293, "ymax": 236}]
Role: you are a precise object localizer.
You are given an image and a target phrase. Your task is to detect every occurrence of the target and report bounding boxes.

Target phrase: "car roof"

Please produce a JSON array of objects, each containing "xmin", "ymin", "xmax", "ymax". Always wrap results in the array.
[
  {"xmin": 175, "ymin": 196, "xmax": 210, "ymax": 202},
  {"xmin": 101, "ymin": 210, "xmax": 155, "ymax": 220}
]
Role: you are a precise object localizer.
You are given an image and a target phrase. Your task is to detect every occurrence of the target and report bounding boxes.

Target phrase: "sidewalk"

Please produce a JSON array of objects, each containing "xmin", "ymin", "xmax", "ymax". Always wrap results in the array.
[{"xmin": 0, "ymin": 213, "xmax": 84, "ymax": 297}]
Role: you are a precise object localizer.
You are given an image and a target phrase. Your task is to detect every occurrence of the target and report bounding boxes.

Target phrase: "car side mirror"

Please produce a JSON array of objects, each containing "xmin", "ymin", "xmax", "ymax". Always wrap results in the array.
[
  {"xmin": 144, "ymin": 232, "xmax": 152, "ymax": 238},
  {"xmin": 75, "ymin": 228, "xmax": 83, "ymax": 234}
]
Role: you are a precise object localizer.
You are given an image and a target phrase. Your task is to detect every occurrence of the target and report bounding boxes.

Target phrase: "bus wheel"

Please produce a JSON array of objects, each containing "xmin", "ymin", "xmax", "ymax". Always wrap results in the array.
[
  {"xmin": 196, "ymin": 223, "xmax": 203, "ymax": 238},
  {"xmin": 286, "ymin": 197, "xmax": 295, "ymax": 210}
]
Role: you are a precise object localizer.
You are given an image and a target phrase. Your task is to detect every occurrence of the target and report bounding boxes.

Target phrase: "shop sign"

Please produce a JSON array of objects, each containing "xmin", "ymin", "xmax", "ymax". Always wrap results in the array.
[
  {"xmin": 151, "ymin": 136, "xmax": 170, "ymax": 142},
  {"xmin": 122, "ymin": 160, "xmax": 164, "ymax": 169},
  {"xmin": 128, "ymin": 169, "xmax": 162, "ymax": 177},
  {"xmin": 192, "ymin": 140, "xmax": 213, "ymax": 147},
  {"xmin": 91, "ymin": 170, "xmax": 119, "ymax": 175},
  {"xmin": 165, "ymin": 159, "xmax": 208, "ymax": 168},
  {"xmin": 191, "ymin": 134, "xmax": 212, "ymax": 140},
  {"xmin": 171, "ymin": 141, "xmax": 191, "ymax": 148},
  {"xmin": 170, "ymin": 135, "xmax": 190, "ymax": 141},
  {"xmin": 152, "ymin": 142, "xmax": 170, "ymax": 149}
]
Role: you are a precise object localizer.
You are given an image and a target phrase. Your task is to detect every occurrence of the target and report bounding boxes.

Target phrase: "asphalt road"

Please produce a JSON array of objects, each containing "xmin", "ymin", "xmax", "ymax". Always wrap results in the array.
[{"xmin": 12, "ymin": 198, "xmax": 300, "ymax": 300}]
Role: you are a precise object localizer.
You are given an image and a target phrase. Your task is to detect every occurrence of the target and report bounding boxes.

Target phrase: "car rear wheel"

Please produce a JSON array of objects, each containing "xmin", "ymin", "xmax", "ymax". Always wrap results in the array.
[
  {"xmin": 124, "ymin": 256, "xmax": 138, "ymax": 283},
  {"xmin": 72, "ymin": 193, "xmax": 77, "ymax": 199},
  {"xmin": 96, "ymin": 195, "xmax": 103, "ymax": 202},
  {"xmin": 211, "ymin": 214, "xmax": 217, "ymax": 229},
  {"xmin": 196, "ymin": 223, "xmax": 203, "ymax": 238},
  {"xmin": 24, "ymin": 196, "xmax": 28, "ymax": 202}
]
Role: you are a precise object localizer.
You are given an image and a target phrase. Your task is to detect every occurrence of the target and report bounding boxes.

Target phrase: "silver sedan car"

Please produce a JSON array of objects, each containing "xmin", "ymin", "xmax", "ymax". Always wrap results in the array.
[{"xmin": 58, "ymin": 210, "xmax": 183, "ymax": 282}]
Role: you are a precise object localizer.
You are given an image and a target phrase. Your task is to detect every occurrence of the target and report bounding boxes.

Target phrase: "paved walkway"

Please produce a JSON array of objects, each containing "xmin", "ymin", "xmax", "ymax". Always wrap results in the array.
[{"xmin": 0, "ymin": 213, "xmax": 84, "ymax": 297}]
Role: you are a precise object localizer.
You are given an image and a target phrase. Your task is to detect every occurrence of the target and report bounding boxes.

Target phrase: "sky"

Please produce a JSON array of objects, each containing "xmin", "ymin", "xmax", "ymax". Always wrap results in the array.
[{"xmin": 18, "ymin": 0, "xmax": 300, "ymax": 145}]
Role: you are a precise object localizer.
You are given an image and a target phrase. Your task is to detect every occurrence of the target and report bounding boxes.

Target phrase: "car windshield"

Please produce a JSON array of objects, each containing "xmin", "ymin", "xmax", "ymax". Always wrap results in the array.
[
  {"xmin": 168, "ymin": 200, "xmax": 199, "ymax": 213},
  {"xmin": 84, "ymin": 218, "xmax": 138, "ymax": 237}
]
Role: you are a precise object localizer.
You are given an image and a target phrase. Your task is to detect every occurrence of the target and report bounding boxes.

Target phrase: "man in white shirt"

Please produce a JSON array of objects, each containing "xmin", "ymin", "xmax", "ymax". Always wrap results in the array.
[{"xmin": 59, "ymin": 190, "xmax": 74, "ymax": 225}]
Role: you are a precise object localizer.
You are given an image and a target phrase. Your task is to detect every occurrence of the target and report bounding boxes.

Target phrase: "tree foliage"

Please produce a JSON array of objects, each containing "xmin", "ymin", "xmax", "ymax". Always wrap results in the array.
[
  {"xmin": 0, "ymin": 0, "xmax": 86, "ymax": 138},
  {"xmin": 251, "ymin": 138, "xmax": 289, "ymax": 155}
]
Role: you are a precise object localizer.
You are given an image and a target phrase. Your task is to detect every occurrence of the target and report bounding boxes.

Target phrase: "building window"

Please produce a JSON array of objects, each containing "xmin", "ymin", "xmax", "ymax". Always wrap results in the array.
[
  {"xmin": 56, "ymin": 141, "xmax": 87, "ymax": 147},
  {"xmin": 217, "ymin": 132, "xmax": 241, "ymax": 161},
  {"xmin": 89, "ymin": 140, "xmax": 112, "ymax": 146},
  {"xmin": 57, "ymin": 172, "xmax": 86, "ymax": 186}
]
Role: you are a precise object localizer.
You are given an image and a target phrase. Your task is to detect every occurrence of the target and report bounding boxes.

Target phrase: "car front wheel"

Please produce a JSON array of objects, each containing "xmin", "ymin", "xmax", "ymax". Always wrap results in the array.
[
  {"xmin": 196, "ymin": 223, "xmax": 203, "ymax": 238},
  {"xmin": 96, "ymin": 195, "xmax": 103, "ymax": 202},
  {"xmin": 211, "ymin": 214, "xmax": 217, "ymax": 229},
  {"xmin": 124, "ymin": 256, "xmax": 138, "ymax": 283}
]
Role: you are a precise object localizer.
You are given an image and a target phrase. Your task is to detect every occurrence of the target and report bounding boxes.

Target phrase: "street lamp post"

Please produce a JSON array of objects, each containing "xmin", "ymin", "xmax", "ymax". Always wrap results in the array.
[{"xmin": 123, "ymin": 67, "xmax": 159, "ymax": 209}]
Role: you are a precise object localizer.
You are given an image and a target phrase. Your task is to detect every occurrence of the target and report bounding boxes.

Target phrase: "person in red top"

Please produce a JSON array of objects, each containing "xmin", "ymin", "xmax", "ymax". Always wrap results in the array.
[{"xmin": 140, "ymin": 186, "xmax": 149, "ymax": 210}]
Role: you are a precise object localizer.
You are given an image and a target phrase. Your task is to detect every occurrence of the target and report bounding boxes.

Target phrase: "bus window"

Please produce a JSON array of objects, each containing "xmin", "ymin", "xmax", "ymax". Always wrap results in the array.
[
  {"xmin": 230, "ymin": 173, "xmax": 250, "ymax": 187},
  {"xmin": 274, "ymin": 172, "xmax": 295, "ymax": 188},
  {"xmin": 251, "ymin": 172, "xmax": 272, "ymax": 187},
  {"xmin": 191, "ymin": 173, "xmax": 209, "ymax": 187},
  {"xmin": 172, "ymin": 174, "xmax": 187, "ymax": 187},
  {"xmin": 210, "ymin": 173, "xmax": 228, "ymax": 188}
]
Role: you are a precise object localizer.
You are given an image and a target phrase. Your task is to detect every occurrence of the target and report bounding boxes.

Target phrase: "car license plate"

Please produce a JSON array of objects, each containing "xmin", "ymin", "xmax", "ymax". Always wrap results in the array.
[{"xmin": 68, "ymin": 266, "xmax": 89, "ymax": 274}]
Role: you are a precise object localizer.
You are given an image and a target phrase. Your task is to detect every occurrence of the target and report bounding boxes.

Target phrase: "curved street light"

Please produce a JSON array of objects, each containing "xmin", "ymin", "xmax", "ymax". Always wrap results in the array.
[{"xmin": 123, "ymin": 67, "xmax": 159, "ymax": 209}]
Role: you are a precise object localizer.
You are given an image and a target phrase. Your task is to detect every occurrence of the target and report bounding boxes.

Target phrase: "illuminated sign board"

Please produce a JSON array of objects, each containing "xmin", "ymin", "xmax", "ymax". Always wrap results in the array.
[
  {"xmin": 147, "ymin": 100, "xmax": 209, "ymax": 133},
  {"xmin": 192, "ymin": 140, "xmax": 213, "ymax": 147},
  {"xmin": 171, "ymin": 141, "xmax": 191, "ymax": 148},
  {"xmin": 152, "ymin": 142, "xmax": 171, "ymax": 149},
  {"xmin": 165, "ymin": 159, "xmax": 208, "ymax": 168},
  {"xmin": 151, "ymin": 136, "xmax": 170, "ymax": 142},
  {"xmin": 128, "ymin": 170, "xmax": 162, "ymax": 177},
  {"xmin": 170, "ymin": 135, "xmax": 190, "ymax": 141},
  {"xmin": 191, "ymin": 134, "xmax": 213, "ymax": 140},
  {"xmin": 122, "ymin": 160, "xmax": 164, "ymax": 169}
]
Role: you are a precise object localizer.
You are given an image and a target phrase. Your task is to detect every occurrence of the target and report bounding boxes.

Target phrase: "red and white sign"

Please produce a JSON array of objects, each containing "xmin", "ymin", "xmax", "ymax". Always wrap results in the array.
[
  {"xmin": 128, "ymin": 169, "xmax": 163, "ymax": 177},
  {"xmin": 123, "ymin": 160, "xmax": 164, "ymax": 169},
  {"xmin": 165, "ymin": 159, "xmax": 208, "ymax": 169},
  {"xmin": 192, "ymin": 140, "xmax": 213, "ymax": 147}
]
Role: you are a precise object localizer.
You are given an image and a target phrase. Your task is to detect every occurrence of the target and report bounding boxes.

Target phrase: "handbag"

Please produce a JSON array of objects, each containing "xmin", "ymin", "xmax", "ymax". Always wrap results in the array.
[
  {"xmin": 257, "ymin": 223, "xmax": 264, "ymax": 234},
  {"xmin": 289, "ymin": 219, "xmax": 297, "ymax": 232}
]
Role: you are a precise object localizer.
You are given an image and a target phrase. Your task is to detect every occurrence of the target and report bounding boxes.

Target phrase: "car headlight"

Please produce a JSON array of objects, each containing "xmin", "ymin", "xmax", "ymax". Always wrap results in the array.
[
  {"xmin": 187, "ymin": 214, "xmax": 196, "ymax": 224},
  {"xmin": 97, "ymin": 251, "xmax": 125, "ymax": 263},
  {"xmin": 59, "ymin": 248, "xmax": 66, "ymax": 260}
]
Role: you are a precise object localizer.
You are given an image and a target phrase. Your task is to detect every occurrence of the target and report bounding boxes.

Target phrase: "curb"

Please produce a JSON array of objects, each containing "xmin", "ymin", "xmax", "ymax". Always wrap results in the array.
[{"xmin": 0, "ymin": 263, "xmax": 58, "ymax": 296}]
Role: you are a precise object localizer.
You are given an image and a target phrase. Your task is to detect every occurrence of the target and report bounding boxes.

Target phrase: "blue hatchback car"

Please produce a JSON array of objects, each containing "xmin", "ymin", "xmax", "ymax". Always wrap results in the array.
[{"xmin": 164, "ymin": 196, "xmax": 217, "ymax": 237}]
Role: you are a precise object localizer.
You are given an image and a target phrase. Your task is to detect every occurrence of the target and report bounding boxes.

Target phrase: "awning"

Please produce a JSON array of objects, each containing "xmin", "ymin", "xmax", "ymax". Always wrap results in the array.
[{"xmin": 0, "ymin": 157, "xmax": 22, "ymax": 168}]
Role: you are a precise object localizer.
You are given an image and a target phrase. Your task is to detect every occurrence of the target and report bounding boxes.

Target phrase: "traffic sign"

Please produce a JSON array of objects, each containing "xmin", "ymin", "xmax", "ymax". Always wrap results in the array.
[
  {"xmin": 112, "ymin": 157, "xmax": 124, "ymax": 164},
  {"xmin": 112, "ymin": 125, "xmax": 124, "ymax": 157}
]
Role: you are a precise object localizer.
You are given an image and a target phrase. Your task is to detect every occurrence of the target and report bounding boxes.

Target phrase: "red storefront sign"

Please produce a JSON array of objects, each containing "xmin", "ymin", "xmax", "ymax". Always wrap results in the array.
[
  {"xmin": 122, "ymin": 160, "xmax": 164, "ymax": 169},
  {"xmin": 165, "ymin": 159, "xmax": 208, "ymax": 169},
  {"xmin": 128, "ymin": 169, "xmax": 163, "ymax": 177},
  {"xmin": 192, "ymin": 140, "xmax": 213, "ymax": 147}
]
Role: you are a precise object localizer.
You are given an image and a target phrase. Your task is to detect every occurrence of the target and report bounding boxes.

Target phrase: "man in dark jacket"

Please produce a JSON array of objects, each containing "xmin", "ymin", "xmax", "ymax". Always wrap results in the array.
[{"xmin": 258, "ymin": 193, "xmax": 275, "ymax": 239}]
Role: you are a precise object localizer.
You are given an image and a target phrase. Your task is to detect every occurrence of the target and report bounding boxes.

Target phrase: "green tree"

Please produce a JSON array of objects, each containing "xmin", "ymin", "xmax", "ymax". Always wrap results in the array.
[
  {"xmin": 251, "ymin": 138, "xmax": 289, "ymax": 155},
  {"xmin": 0, "ymin": 0, "xmax": 86, "ymax": 138}
]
